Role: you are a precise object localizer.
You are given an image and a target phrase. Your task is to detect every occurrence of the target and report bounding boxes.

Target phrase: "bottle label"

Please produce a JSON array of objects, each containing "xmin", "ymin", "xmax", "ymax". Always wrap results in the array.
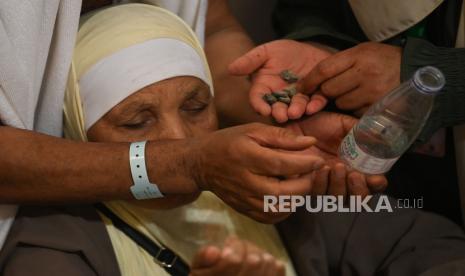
[{"xmin": 339, "ymin": 129, "xmax": 399, "ymax": 174}]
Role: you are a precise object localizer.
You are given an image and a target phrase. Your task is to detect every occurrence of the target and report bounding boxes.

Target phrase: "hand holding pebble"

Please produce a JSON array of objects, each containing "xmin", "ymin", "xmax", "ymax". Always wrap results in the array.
[
  {"xmin": 229, "ymin": 39, "xmax": 332, "ymax": 123},
  {"xmin": 262, "ymin": 70, "xmax": 299, "ymax": 106}
]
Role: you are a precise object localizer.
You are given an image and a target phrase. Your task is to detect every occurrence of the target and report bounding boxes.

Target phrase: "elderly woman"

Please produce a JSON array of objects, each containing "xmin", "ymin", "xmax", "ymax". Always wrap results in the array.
[
  {"xmin": 0, "ymin": 4, "xmax": 293, "ymax": 276},
  {"xmin": 69, "ymin": 3, "xmax": 295, "ymax": 275},
  {"xmin": 3, "ymin": 3, "xmax": 465, "ymax": 276}
]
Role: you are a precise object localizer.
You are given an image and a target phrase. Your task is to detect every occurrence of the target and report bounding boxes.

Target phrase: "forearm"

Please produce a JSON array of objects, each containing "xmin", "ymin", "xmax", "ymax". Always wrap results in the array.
[
  {"xmin": 0, "ymin": 126, "xmax": 132, "ymax": 203},
  {"xmin": 0, "ymin": 126, "xmax": 198, "ymax": 204},
  {"xmin": 205, "ymin": 0, "xmax": 272, "ymax": 127},
  {"xmin": 401, "ymin": 38, "xmax": 465, "ymax": 143}
]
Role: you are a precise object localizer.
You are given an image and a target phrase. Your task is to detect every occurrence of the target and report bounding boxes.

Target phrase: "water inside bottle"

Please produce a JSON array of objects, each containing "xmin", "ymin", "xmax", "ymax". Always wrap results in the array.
[{"xmin": 354, "ymin": 114, "xmax": 410, "ymax": 159}]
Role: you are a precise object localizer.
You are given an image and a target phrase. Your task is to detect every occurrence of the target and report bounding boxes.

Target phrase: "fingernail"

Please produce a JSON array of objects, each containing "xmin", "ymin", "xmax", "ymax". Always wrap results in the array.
[
  {"xmin": 263, "ymin": 253, "xmax": 273, "ymax": 262},
  {"xmin": 247, "ymin": 254, "xmax": 260, "ymax": 264},
  {"xmin": 222, "ymin": 247, "xmax": 233, "ymax": 257}
]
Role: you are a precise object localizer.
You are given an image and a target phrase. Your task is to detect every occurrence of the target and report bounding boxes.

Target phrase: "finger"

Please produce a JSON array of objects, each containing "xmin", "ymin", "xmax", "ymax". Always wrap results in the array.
[
  {"xmin": 192, "ymin": 246, "xmax": 222, "ymax": 269},
  {"xmin": 275, "ymin": 260, "xmax": 286, "ymax": 276},
  {"xmin": 250, "ymin": 149, "xmax": 325, "ymax": 176},
  {"xmin": 223, "ymin": 193, "xmax": 265, "ymax": 213},
  {"xmin": 260, "ymin": 253, "xmax": 278, "ymax": 276},
  {"xmin": 288, "ymin": 93, "xmax": 309, "ymax": 120},
  {"xmin": 242, "ymin": 171, "xmax": 316, "ymax": 197},
  {"xmin": 328, "ymin": 163, "xmax": 347, "ymax": 197},
  {"xmin": 306, "ymin": 93, "xmax": 328, "ymax": 115},
  {"xmin": 275, "ymin": 172, "xmax": 315, "ymax": 196},
  {"xmin": 249, "ymin": 82, "xmax": 273, "ymax": 116},
  {"xmin": 335, "ymin": 87, "xmax": 371, "ymax": 111},
  {"xmin": 264, "ymin": 259, "xmax": 286, "ymax": 276},
  {"xmin": 366, "ymin": 175, "xmax": 388, "ymax": 193},
  {"xmin": 224, "ymin": 188, "xmax": 294, "ymax": 224},
  {"xmin": 240, "ymin": 241, "xmax": 263, "ymax": 256},
  {"xmin": 229, "ymin": 44, "xmax": 268, "ymax": 75},
  {"xmin": 301, "ymin": 51, "xmax": 356, "ymax": 93},
  {"xmin": 319, "ymin": 68, "xmax": 361, "ymax": 98},
  {"xmin": 271, "ymin": 102, "xmax": 290, "ymax": 123},
  {"xmin": 216, "ymin": 183, "xmax": 289, "ymax": 218},
  {"xmin": 238, "ymin": 242, "xmax": 267, "ymax": 276},
  {"xmin": 249, "ymin": 125, "xmax": 318, "ymax": 150},
  {"xmin": 220, "ymin": 196, "xmax": 276, "ymax": 223},
  {"xmin": 311, "ymin": 166, "xmax": 330, "ymax": 195},
  {"xmin": 219, "ymin": 237, "xmax": 247, "ymax": 275},
  {"xmin": 190, "ymin": 242, "xmax": 244, "ymax": 276},
  {"xmin": 240, "ymin": 173, "xmax": 316, "ymax": 205},
  {"xmin": 347, "ymin": 172, "xmax": 370, "ymax": 198}
]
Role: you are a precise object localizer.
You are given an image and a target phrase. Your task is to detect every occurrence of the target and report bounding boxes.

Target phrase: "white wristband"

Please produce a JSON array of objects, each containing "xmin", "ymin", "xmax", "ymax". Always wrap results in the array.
[{"xmin": 129, "ymin": 141, "xmax": 164, "ymax": 200}]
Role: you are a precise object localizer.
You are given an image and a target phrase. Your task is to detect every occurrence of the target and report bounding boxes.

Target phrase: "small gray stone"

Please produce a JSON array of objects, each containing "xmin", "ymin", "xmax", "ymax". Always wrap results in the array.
[
  {"xmin": 280, "ymin": 70, "xmax": 299, "ymax": 83},
  {"xmin": 263, "ymin": 94, "xmax": 278, "ymax": 105},
  {"xmin": 272, "ymin": 91, "xmax": 288, "ymax": 98},
  {"xmin": 283, "ymin": 85, "xmax": 297, "ymax": 97},
  {"xmin": 277, "ymin": 96, "xmax": 291, "ymax": 104}
]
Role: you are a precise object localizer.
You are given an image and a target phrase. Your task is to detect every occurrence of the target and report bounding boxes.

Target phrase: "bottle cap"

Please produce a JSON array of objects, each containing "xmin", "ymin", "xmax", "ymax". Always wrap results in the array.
[{"xmin": 412, "ymin": 66, "xmax": 445, "ymax": 95}]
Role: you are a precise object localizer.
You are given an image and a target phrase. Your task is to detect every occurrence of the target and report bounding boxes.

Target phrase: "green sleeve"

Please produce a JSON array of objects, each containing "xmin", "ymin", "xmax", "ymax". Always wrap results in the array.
[
  {"xmin": 401, "ymin": 37, "xmax": 465, "ymax": 143},
  {"xmin": 272, "ymin": 0, "xmax": 365, "ymax": 49}
]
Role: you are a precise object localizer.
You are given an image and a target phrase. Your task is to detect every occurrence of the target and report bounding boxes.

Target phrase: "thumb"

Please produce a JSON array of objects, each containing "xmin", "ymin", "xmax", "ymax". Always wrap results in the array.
[
  {"xmin": 191, "ymin": 246, "xmax": 222, "ymax": 269},
  {"xmin": 228, "ymin": 44, "xmax": 268, "ymax": 76},
  {"xmin": 250, "ymin": 125, "xmax": 317, "ymax": 151}
]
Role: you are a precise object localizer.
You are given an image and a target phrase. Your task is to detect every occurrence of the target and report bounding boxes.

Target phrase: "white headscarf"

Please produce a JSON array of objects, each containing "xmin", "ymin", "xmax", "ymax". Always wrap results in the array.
[{"xmin": 64, "ymin": 3, "xmax": 212, "ymax": 139}]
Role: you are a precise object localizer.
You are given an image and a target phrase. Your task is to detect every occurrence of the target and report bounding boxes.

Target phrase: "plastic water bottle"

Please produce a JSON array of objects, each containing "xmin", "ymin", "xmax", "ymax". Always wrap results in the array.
[{"xmin": 339, "ymin": 66, "xmax": 445, "ymax": 174}]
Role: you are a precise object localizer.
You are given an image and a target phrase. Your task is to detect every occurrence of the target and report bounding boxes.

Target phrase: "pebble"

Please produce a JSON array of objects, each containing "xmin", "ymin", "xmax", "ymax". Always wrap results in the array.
[{"xmin": 280, "ymin": 70, "xmax": 299, "ymax": 83}]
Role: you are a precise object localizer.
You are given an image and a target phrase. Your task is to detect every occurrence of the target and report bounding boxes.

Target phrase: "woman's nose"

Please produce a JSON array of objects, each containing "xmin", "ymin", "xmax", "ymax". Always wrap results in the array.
[{"xmin": 156, "ymin": 117, "xmax": 191, "ymax": 140}]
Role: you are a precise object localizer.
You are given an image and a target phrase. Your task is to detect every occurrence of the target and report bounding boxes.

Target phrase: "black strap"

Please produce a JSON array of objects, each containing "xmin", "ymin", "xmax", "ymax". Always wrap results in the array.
[{"xmin": 95, "ymin": 203, "xmax": 190, "ymax": 276}]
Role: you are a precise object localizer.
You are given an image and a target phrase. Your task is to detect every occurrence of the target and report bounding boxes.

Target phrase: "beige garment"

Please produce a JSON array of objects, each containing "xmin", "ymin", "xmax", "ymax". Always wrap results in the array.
[
  {"xmin": 65, "ymin": 4, "xmax": 296, "ymax": 275},
  {"xmin": 115, "ymin": 0, "xmax": 208, "ymax": 45},
  {"xmin": 348, "ymin": 0, "xmax": 443, "ymax": 41},
  {"xmin": 105, "ymin": 193, "xmax": 295, "ymax": 276}
]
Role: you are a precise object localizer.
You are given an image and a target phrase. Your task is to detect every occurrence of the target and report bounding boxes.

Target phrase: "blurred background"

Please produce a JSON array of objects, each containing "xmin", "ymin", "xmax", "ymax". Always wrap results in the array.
[{"xmin": 228, "ymin": 0, "xmax": 277, "ymax": 44}]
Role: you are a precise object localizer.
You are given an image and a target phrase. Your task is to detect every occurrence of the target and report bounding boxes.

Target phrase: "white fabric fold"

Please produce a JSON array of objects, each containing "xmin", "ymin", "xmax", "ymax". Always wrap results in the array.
[
  {"xmin": 0, "ymin": 0, "xmax": 81, "ymax": 250},
  {"xmin": 348, "ymin": 0, "xmax": 443, "ymax": 41}
]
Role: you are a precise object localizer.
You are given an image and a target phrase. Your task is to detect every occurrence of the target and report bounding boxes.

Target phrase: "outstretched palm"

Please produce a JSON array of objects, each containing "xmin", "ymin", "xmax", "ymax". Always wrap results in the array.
[
  {"xmin": 229, "ymin": 39, "xmax": 332, "ymax": 123},
  {"xmin": 286, "ymin": 112, "xmax": 388, "ymax": 196},
  {"xmin": 286, "ymin": 112, "xmax": 355, "ymax": 166}
]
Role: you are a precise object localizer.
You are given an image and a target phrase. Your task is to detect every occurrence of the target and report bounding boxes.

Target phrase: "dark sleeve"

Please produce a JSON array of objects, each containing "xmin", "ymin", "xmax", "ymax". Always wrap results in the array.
[
  {"xmin": 272, "ymin": 0, "xmax": 366, "ymax": 50},
  {"xmin": 401, "ymin": 37, "xmax": 465, "ymax": 143}
]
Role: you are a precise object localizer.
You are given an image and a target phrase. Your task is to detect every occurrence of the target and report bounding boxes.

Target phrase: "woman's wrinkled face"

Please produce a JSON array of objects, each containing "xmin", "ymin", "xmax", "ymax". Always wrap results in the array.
[
  {"xmin": 87, "ymin": 76, "xmax": 217, "ymax": 208},
  {"xmin": 87, "ymin": 76, "xmax": 217, "ymax": 142}
]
